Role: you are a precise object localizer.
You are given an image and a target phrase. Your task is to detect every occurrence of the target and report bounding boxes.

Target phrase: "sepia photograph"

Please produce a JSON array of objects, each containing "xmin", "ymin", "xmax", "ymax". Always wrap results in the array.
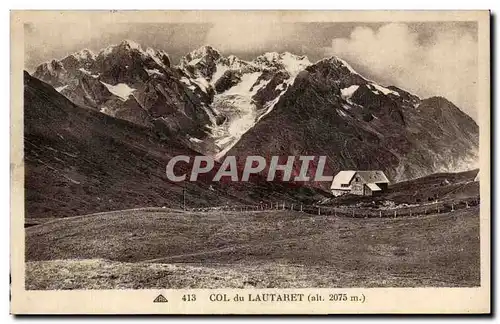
[{"xmin": 10, "ymin": 10, "xmax": 490, "ymax": 314}]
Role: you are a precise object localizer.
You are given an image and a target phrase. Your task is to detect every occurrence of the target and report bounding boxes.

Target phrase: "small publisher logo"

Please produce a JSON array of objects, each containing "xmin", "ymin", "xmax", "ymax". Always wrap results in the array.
[{"xmin": 153, "ymin": 294, "xmax": 168, "ymax": 303}]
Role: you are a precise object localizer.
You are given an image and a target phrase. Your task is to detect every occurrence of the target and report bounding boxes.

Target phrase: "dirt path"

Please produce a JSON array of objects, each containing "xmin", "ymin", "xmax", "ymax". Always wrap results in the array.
[{"xmin": 141, "ymin": 233, "xmax": 318, "ymax": 263}]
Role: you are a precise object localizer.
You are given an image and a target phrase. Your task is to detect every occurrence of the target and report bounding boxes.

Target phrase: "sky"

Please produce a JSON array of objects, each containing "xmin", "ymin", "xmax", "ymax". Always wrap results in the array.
[{"xmin": 25, "ymin": 21, "xmax": 478, "ymax": 120}]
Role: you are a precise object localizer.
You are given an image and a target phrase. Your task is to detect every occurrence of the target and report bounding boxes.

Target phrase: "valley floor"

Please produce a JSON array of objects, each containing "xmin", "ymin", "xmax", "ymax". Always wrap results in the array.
[{"xmin": 25, "ymin": 207, "xmax": 480, "ymax": 289}]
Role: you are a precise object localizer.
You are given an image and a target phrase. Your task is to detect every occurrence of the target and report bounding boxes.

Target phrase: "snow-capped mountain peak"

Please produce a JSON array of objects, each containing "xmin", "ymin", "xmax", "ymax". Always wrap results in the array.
[
  {"xmin": 327, "ymin": 56, "xmax": 359, "ymax": 74},
  {"xmin": 226, "ymin": 54, "xmax": 240, "ymax": 63},
  {"xmin": 259, "ymin": 51, "xmax": 280, "ymax": 62},
  {"xmin": 191, "ymin": 45, "xmax": 221, "ymax": 57},
  {"xmin": 98, "ymin": 39, "xmax": 148, "ymax": 57},
  {"xmin": 276, "ymin": 52, "xmax": 311, "ymax": 77},
  {"xmin": 182, "ymin": 45, "xmax": 222, "ymax": 65},
  {"xmin": 118, "ymin": 39, "xmax": 143, "ymax": 51},
  {"xmin": 145, "ymin": 47, "xmax": 170, "ymax": 69},
  {"xmin": 70, "ymin": 48, "xmax": 96, "ymax": 62},
  {"xmin": 253, "ymin": 52, "xmax": 311, "ymax": 77},
  {"xmin": 43, "ymin": 60, "xmax": 65, "ymax": 73}
]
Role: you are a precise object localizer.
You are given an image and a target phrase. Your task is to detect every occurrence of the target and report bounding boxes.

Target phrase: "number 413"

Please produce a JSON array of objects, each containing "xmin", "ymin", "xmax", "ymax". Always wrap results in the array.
[{"xmin": 182, "ymin": 294, "xmax": 196, "ymax": 302}]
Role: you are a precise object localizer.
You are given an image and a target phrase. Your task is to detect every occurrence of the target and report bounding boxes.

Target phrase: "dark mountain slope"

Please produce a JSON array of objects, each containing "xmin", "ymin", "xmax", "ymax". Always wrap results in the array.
[{"xmin": 24, "ymin": 72, "xmax": 326, "ymax": 218}]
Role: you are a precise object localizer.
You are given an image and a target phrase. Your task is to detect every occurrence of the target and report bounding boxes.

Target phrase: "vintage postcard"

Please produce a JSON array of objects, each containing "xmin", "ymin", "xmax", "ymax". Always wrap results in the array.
[{"xmin": 10, "ymin": 10, "xmax": 490, "ymax": 314}]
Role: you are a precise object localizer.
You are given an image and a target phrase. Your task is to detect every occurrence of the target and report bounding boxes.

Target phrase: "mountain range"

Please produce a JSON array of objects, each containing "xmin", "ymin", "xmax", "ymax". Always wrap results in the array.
[{"xmin": 28, "ymin": 39, "xmax": 479, "ymax": 202}]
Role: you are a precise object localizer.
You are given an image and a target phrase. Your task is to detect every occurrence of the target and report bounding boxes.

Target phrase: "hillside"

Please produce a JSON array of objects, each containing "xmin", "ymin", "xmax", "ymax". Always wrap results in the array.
[
  {"xmin": 326, "ymin": 169, "xmax": 480, "ymax": 207},
  {"xmin": 26, "ymin": 207, "xmax": 480, "ymax": 288}
]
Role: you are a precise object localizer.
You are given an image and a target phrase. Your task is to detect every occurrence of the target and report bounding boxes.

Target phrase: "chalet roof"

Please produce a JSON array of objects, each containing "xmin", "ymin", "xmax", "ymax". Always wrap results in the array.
[
  {"xmin": 330, "ymin": 170, "xmax": 389, "ymax": 190},
  {"xmin": 356, "ymin": 171, "xmax": 389, "ymax": 184},
  {"xmin": 330, "ymin": 171, "xmax": 356, "ymax": 189},
  {"xmin": 366, "ymin": 183, "xmax": 382, "ymax": 191}
]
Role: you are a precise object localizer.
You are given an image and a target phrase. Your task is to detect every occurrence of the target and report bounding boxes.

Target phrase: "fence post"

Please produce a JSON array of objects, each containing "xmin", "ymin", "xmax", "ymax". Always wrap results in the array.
[
  {"xmin": 451, "ymin": 203, "xmax": 454, "ymax": 211},
  {"xmin": 282, "ymin": 202, "xmax": 285, "ymax": 210},
  {"xmin": 182, "ymin": 187, "xmax": 186, "ymax": 211},
  {"xmin": 379, "ymin": 210, "xmax": 382, "ymax": 218},
  {"xmin": 318, "ymin": 207, "xmax": 321, "ymax": 216},
  {"xmin": 466, "ymin": 201, "xmax": 469, "ymax": 208},
  {"xmin": 410, "ymin": 209, "xmax": 412, "ymax": 217},
  {"xmin": 394, "ymin": 210, "xmax": 397, "ymax": 218},
  {"xmin": 437, "ymin": 206, "xmax": 440, "ymax": 214},
  {"xmin": 291, "ymin": 204, "xmax": 294, "ymax": 211},
  {"xmin": 300, "ymin": 204, "xmax": 303, "ymax": 212}
]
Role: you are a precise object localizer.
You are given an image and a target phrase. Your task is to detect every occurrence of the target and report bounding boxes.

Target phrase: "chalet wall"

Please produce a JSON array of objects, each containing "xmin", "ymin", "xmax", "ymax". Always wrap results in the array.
[
  {"xmin": 332, "ymin": 189, "xmax": 349, "ymax": 196},
  {"xmin": 364, "ymin": 185, "xmax": 373, "ymax": 196},
  {"xmin": 351, "ymin": 183, "xmax": 364, "ymax": 195}
]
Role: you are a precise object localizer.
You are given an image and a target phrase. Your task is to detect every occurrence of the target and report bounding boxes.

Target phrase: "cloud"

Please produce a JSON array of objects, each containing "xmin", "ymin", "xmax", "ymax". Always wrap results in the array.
[{"xmin": 325, "ymin": 23, "xmax": 478, "ymax": 120}]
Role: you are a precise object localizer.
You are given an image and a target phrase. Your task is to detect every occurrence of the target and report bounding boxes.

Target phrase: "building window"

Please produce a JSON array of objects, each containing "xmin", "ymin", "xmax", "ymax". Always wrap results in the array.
[{"xmin": 341, "ymin": 184, "xmax": 349, "ymax": 188}]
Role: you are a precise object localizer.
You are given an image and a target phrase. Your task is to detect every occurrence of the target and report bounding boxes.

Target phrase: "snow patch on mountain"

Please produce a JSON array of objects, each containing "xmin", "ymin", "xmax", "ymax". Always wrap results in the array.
[
  {"xmin": 188, "ymin": 57, "xmax": 202, "ymax": 66},
  {"xmin": 337, "ymin": 108, "xmax": 348, "ymax": 118},
  {"xmin": 100, "ymin": 82, "xmax": 136, "ymax": 101},
  {"xmin": 188, "ymin": 136, "xmax": 203, "ymax": 143},
  {"xmin": 256, "ymin": 93, "xmax": 281, "ymax": 123},
  {"xmin": 55, "ymin": 85, "xmax": 68, "ymax": 92},
  {"xmin": 211, "ymin": 71, "xmax": 267, "ymax": 160},
  {"xmin": 193, "ymin": 77, "xmax": 211, "ymax": 93},
  {"xmin": 370, "ymin": 83, "xmax": 400, "ymax": 96},
  {"xmin": 279, "ymin": 52, "xmax": 311, "ymax": 77},
  {"xmin": 78, "ymin": 68, "xmax": 99, "ymax": 78},
  {"xmin": 340, "ymin": 85, "xmax": 359, "ymax": 99},
  {"xmin": 211, "ymin": 64, "xmax": 229, "ymax": 85},
  {"xmin": 208, "ymin": 53, "xmax": 314, "ymax": 159},
  {"xmin": 215, "ymin": 136, "xmax": 232, "ymax": 147},
  {"xmin": 224, "ymin": 72, "xmax": 262, "ymax": 95},
  {"xmin": 226, "ymin": 100, "xmax": 257, "ymax": 139},
  {"xmin": 145, "ymin": 68, "xmax": 163, "ymax": 76}
]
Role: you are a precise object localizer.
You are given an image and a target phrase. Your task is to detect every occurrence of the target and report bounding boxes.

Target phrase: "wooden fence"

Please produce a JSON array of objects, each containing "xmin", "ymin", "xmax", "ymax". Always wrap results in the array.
[{"xmin": 188, "ymin": 197, "xmax": 480, "ymax": 219}]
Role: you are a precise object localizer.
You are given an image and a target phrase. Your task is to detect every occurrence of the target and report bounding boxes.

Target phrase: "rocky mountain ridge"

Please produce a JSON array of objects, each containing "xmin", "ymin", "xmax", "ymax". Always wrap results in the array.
[{"xmin": 31, "ymin": 40, "xmax": 479, "ymax": 183}]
